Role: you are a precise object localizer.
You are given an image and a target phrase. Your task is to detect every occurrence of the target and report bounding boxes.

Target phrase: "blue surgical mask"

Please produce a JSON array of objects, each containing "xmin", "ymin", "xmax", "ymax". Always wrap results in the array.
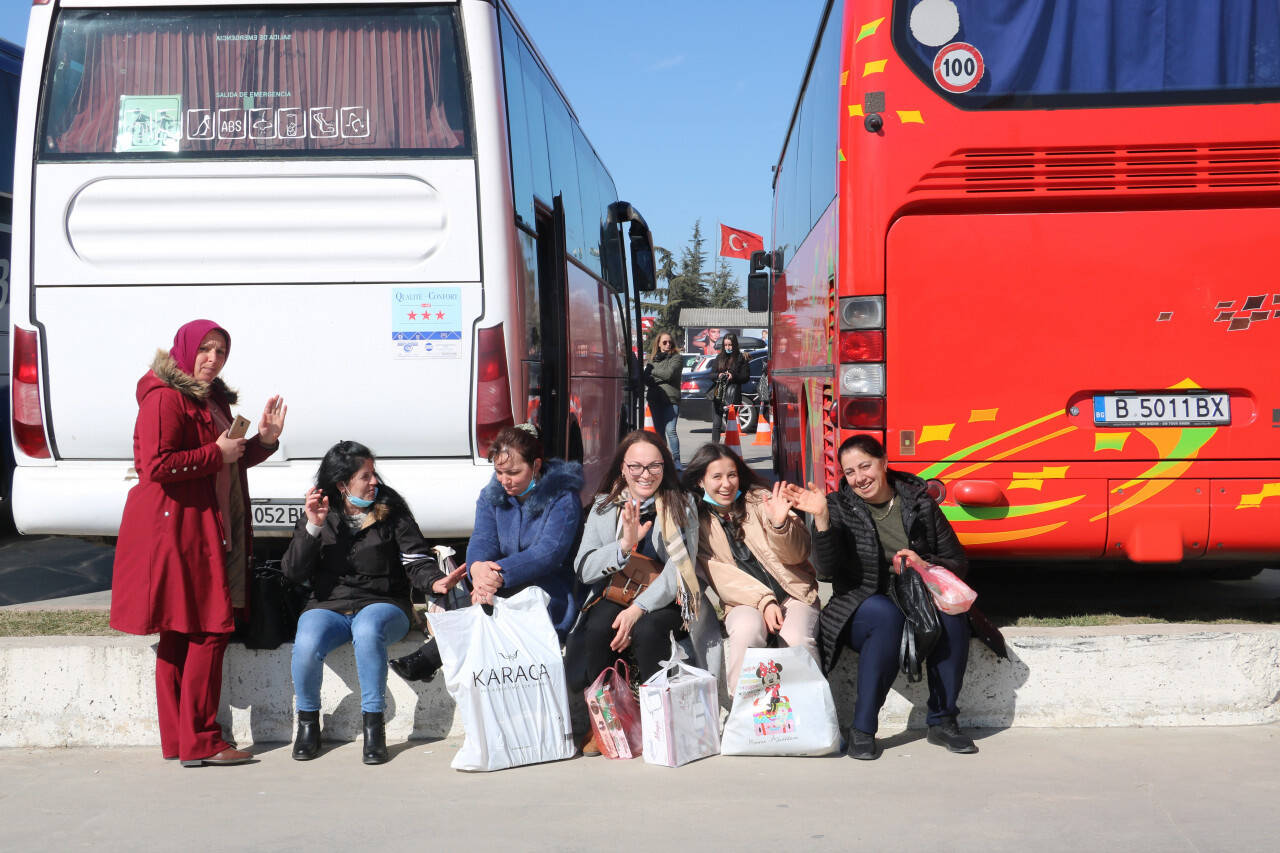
[
  {"xmin": 346, "ymin": 486, "xmax": 377, "ymax": 509},
  {"xmin": 518, "ymin": 478, "xmax": 538, "ymax": 497},
  {"xmin": 702, "ymin": 489, "xmax": 741, "ymax": 507}
]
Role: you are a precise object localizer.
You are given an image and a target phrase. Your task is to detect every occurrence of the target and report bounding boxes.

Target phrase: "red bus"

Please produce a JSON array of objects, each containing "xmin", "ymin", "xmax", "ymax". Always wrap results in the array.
[{"xmin": 752, "ymin": 0, "xmax": 1280, "ymax": 570}]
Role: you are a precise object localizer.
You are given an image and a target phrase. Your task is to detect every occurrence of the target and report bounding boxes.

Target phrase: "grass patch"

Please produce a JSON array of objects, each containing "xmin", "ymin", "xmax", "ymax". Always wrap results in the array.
[
  {"xmin": 0, "ymin": 610, "xmax": 115, "ymax": 636},
  {"xmin": 1013, "ymin": 614, "xmax": 1164, "ymax": 627}
]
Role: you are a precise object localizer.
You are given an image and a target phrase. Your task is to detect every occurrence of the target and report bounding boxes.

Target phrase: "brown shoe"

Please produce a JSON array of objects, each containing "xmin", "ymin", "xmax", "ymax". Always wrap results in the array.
[
  {"xmin": 579, "ymin": 732, "xmax": 602, "ymax": 757},
  {"xmin": 181, "ymin": 747, "xmax": 254, "ymax": 768}
]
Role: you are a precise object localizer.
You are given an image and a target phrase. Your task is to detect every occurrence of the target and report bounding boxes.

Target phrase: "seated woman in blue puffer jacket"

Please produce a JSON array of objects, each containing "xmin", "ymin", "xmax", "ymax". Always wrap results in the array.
[{"xmin": 389, "ymin": 423, "xmax": 584, "ymax": 681}]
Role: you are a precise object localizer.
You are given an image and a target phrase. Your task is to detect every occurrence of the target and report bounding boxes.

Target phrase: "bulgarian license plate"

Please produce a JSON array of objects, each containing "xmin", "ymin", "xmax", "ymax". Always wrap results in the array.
[
  {"xmin": 250, "ymin": 499, "xmax": 305, "ymax": 531},
  {"xmin": 1092, "ymin": 393, "xmax": 1230, "ymax": 427}
]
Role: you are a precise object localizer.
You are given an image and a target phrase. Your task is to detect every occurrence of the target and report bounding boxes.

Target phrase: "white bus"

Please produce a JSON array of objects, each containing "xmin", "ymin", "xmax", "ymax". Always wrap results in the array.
[{"xmin": 9, "ymin": 0, "xmax": 656, "ymax": 540}]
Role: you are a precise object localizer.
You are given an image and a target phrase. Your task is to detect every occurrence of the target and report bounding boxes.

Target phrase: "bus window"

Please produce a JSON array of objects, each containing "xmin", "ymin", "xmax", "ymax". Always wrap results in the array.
[
  {"xmin": 40, "ymin": 5, "xmax": 471, "ymax": 158},
  {"xmin": 893, "ymin": 0, "xmax": 1280, "ymax": 109}
]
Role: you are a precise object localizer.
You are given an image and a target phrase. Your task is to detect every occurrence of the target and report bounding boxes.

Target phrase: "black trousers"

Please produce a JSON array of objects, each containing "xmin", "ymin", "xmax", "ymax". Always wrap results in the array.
[{"xmin": 564, "ymin": 599, "xmax": 684, "ymax": 694}]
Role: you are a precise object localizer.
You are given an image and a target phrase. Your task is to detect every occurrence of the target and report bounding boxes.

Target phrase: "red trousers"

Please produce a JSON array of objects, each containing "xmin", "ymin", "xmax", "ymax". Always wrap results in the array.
[{"xmin": 155, "ymin": 631, "xmax": 231, "ymax": 761}]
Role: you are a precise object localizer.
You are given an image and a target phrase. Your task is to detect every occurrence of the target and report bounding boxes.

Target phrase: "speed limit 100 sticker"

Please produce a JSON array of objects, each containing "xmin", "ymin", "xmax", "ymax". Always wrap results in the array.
[{"xmin": 933, "ymin": 42, "xmax": 984, "ymax": 93}]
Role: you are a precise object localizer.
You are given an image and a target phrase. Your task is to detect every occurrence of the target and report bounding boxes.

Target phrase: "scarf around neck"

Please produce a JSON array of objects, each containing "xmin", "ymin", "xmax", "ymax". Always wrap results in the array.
[{"xmin": 615, "ymin": 489, "xmax": 701, "ymax": 621}]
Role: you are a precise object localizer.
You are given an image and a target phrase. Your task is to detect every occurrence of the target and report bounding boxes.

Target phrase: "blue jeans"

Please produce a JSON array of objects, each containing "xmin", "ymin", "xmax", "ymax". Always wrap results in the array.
[
  {"xmin": 843, "ymin": 593, "xmax": 970, "ymax": 735},
  {"xmin": 291, "ymin": 603, "xmax": 410, "ymax": 713},
  {"xmin": 649, "ymin": 394, "xmax": 681, "ymax": 465}
]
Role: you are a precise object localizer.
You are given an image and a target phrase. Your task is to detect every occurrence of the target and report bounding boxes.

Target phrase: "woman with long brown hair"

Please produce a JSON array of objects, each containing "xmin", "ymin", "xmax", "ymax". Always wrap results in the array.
[
  {"xmin": 644, "ymin": 330, "xmax": 684, "ymax": 465},
  {"xmin": 682, "ymin": 443, "xmax": 818, "ymax": 693},
  {"xmin": 564, "ymin": 430, "xmax": 720, "ymax": 754}
]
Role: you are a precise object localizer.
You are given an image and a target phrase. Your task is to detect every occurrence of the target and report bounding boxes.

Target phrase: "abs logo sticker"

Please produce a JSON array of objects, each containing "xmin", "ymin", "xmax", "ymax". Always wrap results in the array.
[{"xmin": 933, "ymin": 42, "xmax": 984, "ymax": 93}]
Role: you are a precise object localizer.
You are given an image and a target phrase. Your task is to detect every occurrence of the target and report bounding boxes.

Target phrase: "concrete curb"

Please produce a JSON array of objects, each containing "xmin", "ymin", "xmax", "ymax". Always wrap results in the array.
[{"xmin": 1, "ymin": 626, "xmax": 1277, "ymax": 748}]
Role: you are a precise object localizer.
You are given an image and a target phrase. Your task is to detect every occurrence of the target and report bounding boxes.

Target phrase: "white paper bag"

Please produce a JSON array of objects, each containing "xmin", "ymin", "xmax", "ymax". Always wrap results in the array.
[
  {"xmin": 720, "ymin": 646, "xmax": 840, "ymax": 756},
  {"xmin": 639, "ymin": 642, "xmax": 720, "ymax": 767},
  {"xmin": 427, "ymin": 587, "xmax": 574, "ymax": 771}
]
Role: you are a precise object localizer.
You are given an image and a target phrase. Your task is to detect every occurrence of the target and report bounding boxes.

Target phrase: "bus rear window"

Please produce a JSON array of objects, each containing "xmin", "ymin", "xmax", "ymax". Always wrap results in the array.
[
  {"xmin": 40, "ymin": 5, "xmax": 471, "ymax": 159},
  {"xmin": 893, "ymin": 0, "xmax": 1280, "ymax": 109}
]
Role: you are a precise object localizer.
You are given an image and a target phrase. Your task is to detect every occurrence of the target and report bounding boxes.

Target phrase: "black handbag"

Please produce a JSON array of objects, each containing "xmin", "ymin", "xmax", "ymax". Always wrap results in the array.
[
  {"xmin": 239, "ymin": 560, "xmax": 308, "ymax": 650},
  {"xmin": 890, "ymin": 557, "xmax": 942, "ymax": 682}
]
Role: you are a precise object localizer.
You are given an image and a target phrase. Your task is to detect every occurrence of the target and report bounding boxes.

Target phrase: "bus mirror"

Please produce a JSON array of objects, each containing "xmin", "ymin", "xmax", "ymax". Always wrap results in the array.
[
  {"xmin": 747, "ymin": 270, "xmax": 771, "ymax": 312},
  {"xmin": 630, "ymin": 231, "xmax": 657, "ymax": 292},
  {"xmin": 602, "ymin": 228, "xmax": 626, "ymax": 291},
  {"xmin": 607, "ymin": 201, "xmax": 658, "ymax": 293}
]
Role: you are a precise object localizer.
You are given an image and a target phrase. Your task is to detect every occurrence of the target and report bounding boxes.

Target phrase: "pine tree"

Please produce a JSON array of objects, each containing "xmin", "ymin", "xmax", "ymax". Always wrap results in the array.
[
  {"xmin": 708, "ymin": 259, "xmax": 744, "ymax": 309},
  {"xmin": 656, "ymin": 220, "xmax": 711, "ymax": 335}
]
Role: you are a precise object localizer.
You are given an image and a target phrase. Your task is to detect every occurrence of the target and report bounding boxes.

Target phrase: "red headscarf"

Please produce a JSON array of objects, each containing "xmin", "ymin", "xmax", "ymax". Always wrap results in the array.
[{"xmin": 169, "ymin": 319, "xmax": 231, "ymax": 375}]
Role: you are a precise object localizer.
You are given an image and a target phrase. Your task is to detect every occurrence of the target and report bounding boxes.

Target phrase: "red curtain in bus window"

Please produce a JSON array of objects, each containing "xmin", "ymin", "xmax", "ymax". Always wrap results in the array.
[{"xmin": 47, "ymin": 14, "xmax": 467, "ymax": 155}]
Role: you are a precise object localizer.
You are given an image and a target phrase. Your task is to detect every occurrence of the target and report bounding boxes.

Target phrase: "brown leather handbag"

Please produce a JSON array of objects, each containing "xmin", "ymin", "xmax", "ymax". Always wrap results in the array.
[{"xmin": 601, "ymin": 552, "xmax": 662, "ymax": 608}]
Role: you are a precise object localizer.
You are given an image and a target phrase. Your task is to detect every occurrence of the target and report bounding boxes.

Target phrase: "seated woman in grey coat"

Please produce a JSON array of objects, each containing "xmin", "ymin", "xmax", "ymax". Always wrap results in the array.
[{"xmin": 564, "ymin": 430, "xmax": 719, "ymax": 755}]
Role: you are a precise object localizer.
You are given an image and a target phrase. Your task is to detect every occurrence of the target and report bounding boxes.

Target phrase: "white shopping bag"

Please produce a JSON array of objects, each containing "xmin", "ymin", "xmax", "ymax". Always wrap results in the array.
[
  {"xmin": 427, "ymin": 587, "xmax": 574, "ymax": 771},
  {"xmin": 720, "ymin": 646, "xmax": 840, "ymax": 756},
  {"xmin": 639, "ymin": 639, "xmax": 720, "ymax": 767}
]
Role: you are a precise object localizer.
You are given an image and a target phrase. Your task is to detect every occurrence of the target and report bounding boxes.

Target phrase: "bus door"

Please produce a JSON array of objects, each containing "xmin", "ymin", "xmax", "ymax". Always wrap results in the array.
[{"xmin": 531, "ymin": 197, "xmax": 570, "ymax": 458}]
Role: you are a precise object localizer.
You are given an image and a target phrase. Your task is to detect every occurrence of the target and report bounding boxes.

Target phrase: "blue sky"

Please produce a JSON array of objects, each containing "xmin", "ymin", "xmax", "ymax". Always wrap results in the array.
[{"xmin": 0, "ymin": 0, "xmax": 827, "ymax": 285}]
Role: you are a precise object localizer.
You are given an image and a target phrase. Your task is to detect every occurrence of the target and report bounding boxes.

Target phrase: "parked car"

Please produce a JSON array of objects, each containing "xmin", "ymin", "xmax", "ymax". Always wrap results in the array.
[{"xmin": 680, "ymin": 350, "xmax": 768, "ymax": 432}]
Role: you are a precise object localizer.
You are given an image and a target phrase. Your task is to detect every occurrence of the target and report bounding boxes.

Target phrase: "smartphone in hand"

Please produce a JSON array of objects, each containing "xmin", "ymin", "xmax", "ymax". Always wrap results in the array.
[{"xmin": 227, "ymin": 414, "xmax": 251, "ymax": 439}]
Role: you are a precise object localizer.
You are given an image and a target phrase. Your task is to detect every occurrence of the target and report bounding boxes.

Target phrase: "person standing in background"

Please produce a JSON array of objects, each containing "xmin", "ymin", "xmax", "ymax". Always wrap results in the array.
[{"xmin": 645, "ymin": 332, "xmax": 684, "ymax": 467}]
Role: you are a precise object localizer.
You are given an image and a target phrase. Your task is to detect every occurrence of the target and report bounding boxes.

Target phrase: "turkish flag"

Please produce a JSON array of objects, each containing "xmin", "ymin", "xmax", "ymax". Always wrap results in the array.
[{"xmin": 719, "ymin": 224, "xmax": 764, "ymax": 260}]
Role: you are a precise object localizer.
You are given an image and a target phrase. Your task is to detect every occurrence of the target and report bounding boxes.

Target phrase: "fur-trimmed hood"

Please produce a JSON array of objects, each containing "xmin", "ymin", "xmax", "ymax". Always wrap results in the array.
[
  {"xmin": 481, "ymin": 457, "xmax": 583, "ymax": 518},
  {"xmin": 144, "ymin": 349, "xmax": 238, "ymax": 405}
]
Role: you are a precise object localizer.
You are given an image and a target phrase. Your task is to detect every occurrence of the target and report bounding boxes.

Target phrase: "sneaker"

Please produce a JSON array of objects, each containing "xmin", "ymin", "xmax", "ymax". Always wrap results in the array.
[
  {"xmin": 927, "ymin": 720, "xmax": 978, "ymax": 754},
  {"xmin": 847, "ymin": 728, "xmax": 880, "ymax": 760}
]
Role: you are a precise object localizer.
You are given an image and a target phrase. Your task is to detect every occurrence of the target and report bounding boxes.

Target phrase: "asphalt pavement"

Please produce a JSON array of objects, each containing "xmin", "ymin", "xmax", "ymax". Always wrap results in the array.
[{"xmin": 0, "ymin": 725, "xmax": 1276, "ymax": 851}]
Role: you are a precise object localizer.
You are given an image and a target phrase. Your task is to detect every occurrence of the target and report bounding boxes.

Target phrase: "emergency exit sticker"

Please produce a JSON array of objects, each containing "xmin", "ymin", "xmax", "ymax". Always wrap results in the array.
[
  {"xmin": 933, "ymin": 42, "xmax": 984, "ymax": 93},
  {"xmin": 391, "ymin": 287, "xmax": 462, "ymax": 359},
  {"xmin": 116, "ymin": 95, "xmax": 183, "ymax": 152}
]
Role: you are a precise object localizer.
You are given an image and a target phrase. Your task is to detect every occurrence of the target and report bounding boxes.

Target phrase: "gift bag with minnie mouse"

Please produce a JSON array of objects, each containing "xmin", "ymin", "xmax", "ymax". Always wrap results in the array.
[{"xmin": 720, "ymin": 646, "xmax": 840, "ymax": 756}]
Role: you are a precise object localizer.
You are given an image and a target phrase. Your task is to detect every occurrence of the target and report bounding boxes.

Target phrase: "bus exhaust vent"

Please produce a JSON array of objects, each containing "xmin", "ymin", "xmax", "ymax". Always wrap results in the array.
[{"xmin": 913, "ymin": 144, "xmax": 1280, "ymax": 195}]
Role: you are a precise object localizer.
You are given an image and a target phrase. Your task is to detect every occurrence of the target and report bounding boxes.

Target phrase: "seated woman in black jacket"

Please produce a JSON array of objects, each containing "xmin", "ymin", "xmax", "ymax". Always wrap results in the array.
[
  {"xmin": 786, "ymin": 435, "xmax": 977, "ymax": 761},
  {"xmin": 283, "ymin": 440, "xmax": 464, "ymax": 765}
]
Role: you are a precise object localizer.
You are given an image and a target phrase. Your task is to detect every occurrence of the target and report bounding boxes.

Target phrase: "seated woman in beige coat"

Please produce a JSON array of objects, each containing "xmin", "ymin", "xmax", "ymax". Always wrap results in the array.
[{"xmin": 682, "ymin": 443, "xmax": 819, "ymax": 691}]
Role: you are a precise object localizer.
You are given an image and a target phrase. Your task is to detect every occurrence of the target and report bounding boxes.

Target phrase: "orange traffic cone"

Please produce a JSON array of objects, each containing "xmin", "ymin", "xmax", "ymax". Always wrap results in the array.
[
  {"xmin": 724, "ymin": 405, "xmax": 741, "ymax": 450},
  {"xmin": 643, "ymin": 402, "xmax": 657, "ymax": 433},
  {"xmin": 753, "ymin": 407, "xmax": 773, "ymax": 446}
]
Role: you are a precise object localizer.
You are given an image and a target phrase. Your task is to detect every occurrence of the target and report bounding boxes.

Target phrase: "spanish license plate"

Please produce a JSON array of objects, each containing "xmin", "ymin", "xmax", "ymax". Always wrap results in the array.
[
  {"xmin": 1092, "ymin": 393, "xmax": 1230, "ymax": 427},
  {"xmin": 250, "ymin": 499, "xmax": 306, "ymax": 531}
]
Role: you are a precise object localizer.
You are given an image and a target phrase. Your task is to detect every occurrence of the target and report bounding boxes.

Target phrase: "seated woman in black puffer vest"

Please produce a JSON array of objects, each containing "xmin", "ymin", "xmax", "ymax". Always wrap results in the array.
[
  {"xmin": 787, "ymin": 435, "xmax": 978, "ymax": 760},
  {"xmin": 388, "ymin": 424, "xmax": 584, "ymax": 682}
]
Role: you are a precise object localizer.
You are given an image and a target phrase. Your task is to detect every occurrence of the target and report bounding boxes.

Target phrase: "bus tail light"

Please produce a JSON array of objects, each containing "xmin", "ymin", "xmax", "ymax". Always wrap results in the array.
[
  {"xmin": 475, "ymin": 323, "xmax": 514, "ymax": 455},
  {"xmin": 838, "ymin": 296, "xmax": 885, "ymax": 435},
  {"xmin": 12, "ymin": 327, "xmax": 52, "ymax": 459},
  {"xmin": 838, "ymin": 363, "xmax": 884, "ymax": 396},
  {"xmin": 839, "ymin": 330, "xmax": 884, "ymax": 362},
  {"xmin": 840, "ymin": 397, "xmax": 884, "ymax": 429},
  {"xmin": 839, "ymin": 296, "xmax": 884, "ymax": 330}
]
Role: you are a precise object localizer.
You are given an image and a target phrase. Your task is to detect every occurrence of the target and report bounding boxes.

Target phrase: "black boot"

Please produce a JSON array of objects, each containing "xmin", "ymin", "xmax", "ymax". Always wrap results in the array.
[
  {"xmin": 389, "ymin": 639, "xmax": 443, "ymax": 683},
  {"xmin": 362, "ymin": 711, "xmax": 389, "ymax": 765},
  {"xmin": 292, "ymin": 710, "xmax": 321, "ymax": 761}
]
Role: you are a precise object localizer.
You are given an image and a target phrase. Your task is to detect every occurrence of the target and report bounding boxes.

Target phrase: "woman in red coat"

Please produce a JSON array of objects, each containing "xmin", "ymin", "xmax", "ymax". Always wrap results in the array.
[{"xmin": 110, "ymin": 319, "xmax": 286, "ymax": 767}]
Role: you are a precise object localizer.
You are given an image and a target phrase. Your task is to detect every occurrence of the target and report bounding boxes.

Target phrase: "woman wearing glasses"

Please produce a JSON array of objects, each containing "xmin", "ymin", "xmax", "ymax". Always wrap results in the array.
[
  {"xmin": 565, "ymin": 430, "xmax": 719, "ymax": 755},
  {"xmin": 644, "ymin": 332, "xmax": 684, "ymax": 465}
]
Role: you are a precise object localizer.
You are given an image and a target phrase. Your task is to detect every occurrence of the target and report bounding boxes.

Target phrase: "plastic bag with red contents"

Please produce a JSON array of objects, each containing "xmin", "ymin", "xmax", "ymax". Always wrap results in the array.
[
  {"xmin": 585, "ymin": 660, "xmax": 643, "ymax": 760},
  {"xmin": 917, "ymin": 565, "xmax": 978, "ymax": 615}
]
